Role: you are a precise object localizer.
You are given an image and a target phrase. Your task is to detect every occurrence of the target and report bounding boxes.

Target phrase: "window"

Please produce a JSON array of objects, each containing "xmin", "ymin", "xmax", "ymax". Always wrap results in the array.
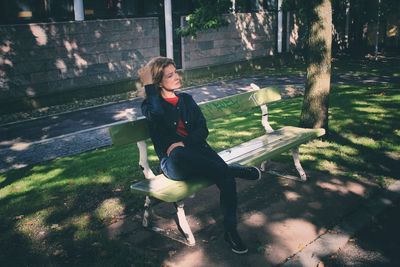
[
  {"xmin": 48, "ymin": 0, "xmax": 74, "ymax": 21},
  {"xmin": 0, "ymin": 0, "xmax": 74, "ymax": 24},
  {"xmin": 0, "ymin": 0, "xmax": 45, "ymax": 24},
  {"xmin": 0, "ymin": 0, "xmax": 194, "ymax": 25},
  {"xmin": 262, "ymin": 0, "xmax": 278, "ymax": 11}
]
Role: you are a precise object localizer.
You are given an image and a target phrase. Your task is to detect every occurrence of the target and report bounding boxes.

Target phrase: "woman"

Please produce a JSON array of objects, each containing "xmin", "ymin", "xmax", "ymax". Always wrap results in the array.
[{"xmin": 138, "ymin": 57, "xmax": 261, "ymax": 254}]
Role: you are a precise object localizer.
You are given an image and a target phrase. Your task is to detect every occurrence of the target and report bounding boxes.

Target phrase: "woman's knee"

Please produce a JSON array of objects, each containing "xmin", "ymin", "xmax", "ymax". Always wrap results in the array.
[{"xmin": 168, "ymin": 146, "xmax": 186, "ymax": 159}]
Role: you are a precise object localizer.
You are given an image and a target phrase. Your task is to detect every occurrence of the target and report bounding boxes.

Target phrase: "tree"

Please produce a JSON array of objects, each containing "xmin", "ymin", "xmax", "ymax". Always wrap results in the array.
[
  {"xmin": 298, "ymin": 0, "xmax": 333, "ymax": 131},
  {"xmin": 180, "ymin": 0, "xmax": 333, "ymax": 131}
]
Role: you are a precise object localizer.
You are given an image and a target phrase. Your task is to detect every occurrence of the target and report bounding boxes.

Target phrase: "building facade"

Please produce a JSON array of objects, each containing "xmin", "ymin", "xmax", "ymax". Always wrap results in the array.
[{"xmin": 0, "ymin": 0, "xmax": 281, "ymax": 113}]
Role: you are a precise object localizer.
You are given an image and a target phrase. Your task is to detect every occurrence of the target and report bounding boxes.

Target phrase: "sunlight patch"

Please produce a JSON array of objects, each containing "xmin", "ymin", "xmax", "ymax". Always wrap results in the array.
[
  {"xmin": 267, "ymin": 219, "xmax": 317, "ymax": 262},
  {"xmin": 344, "ymin": 134, "xmax": 379, "ymax": 149},
  {"xmin": 283, "ymin": 191, "xmax": 301, "ymax": 201},
  {"xmin": 7, "ymin": 168, "xmax": 64, "ymax": 195},
  {"xmin": 67, "ymin": 214, "xmax": 92, "ymax": 241},
  {"xmin": 354, "ymin": 106, "xmax": 386, "ymax": 114},
  {"xmin": 345, "ymin": 181, "xmax": 366, "ymax": 196},
  {"xmin": 243, "ymin": 211, "xmax": 267, "ymax": 227},
  {"xmin": 112, "ymin": 108, "xmax": 136, "ymax": 120},
  {"xmin": 385, "ymin": 150, "xmax": 400, "ymax": 161},
  {"xmin": 306, "ymin": 139, "xmax": 331, "ymax": 148},
  {"xmin": 95, "ymin": 198, "xmax": 125, "ymax": 223},
  {"xmin": 164, "ymin": 248, "xmax": 208, "ymax": 267},
  {"xmin": 318, "ymin": 160, "xmax": 346, "ymax": 176},
  {"xmin": 316, "ymin": 178, "xmax": 367, "ymax": 197},
  {"xmin": 316, "ymin": 181, "xmax": 348, "ymax": 194},
  {"xmin": 29, "ymin": 24, "xmax": 47, "ymax": 46},
  {"xmin": 10, "ymin": 142, "xmax": 30, "ymax": 151},
  {"xmin": 17, "ymin": 208, "xmax": 54, "ymax": 241}
]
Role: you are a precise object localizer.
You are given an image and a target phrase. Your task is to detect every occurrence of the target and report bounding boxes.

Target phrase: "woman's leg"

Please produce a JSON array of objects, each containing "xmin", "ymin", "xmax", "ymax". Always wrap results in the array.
[{"xmin": 161, "ymin": 145, "xmax": 237, "ymax": 230}]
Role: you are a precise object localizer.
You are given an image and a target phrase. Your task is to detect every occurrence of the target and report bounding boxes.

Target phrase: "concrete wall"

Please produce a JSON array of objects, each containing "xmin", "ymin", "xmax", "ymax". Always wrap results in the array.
[
  {"xmin": 0, "ymin": 12, "xmax": 278, "ymax": 114},
  {"xmin": 0, "ymin": 17, "xmax": 159, "ymax": 112},
  {"xmin": 181, "ymin": 12, "xmax": 275, "ymax": 70}
]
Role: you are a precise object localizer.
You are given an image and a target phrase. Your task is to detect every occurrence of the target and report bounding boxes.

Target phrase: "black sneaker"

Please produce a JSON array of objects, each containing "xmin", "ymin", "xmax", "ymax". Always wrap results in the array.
[
  {"xmin": 229, "ymin": 163, "xmax": 262, "ymax": 181},
  {"xmin": 224, "ymin": 230, "xmax": 248, "ymax": 254}
]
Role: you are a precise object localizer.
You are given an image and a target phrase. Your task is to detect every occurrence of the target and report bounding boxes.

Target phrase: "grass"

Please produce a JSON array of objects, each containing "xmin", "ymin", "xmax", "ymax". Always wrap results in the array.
[{"xmin": 0, "ymin": 58, "xmax": 399, "ymax": 266}]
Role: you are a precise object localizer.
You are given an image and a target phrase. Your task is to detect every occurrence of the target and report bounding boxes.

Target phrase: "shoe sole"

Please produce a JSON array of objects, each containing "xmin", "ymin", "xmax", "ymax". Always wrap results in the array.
[
  {"xmin": 224, "ymin": 235, "xmax": 249, "ymax": 254},
  {"xmin": 255, "ymin": 167, "xmax": 262, "ymax": 181},
  {"xmin": 231, "ymin": 248, "xmax": 249, "ymax": 254}
]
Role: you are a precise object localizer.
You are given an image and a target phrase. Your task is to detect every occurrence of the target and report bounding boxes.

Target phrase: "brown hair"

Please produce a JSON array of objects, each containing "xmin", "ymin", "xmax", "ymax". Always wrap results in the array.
[
  {"xmin": 149, "ymin": 56, "xmax": 176, "ymax": 87},
  {"xmin": 137, "ymin": 56, "xmax": 176, "ymax": 98}
]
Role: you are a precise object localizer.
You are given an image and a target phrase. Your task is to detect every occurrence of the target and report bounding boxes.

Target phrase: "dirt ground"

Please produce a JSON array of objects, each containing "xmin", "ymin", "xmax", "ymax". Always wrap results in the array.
[{"xmin": 103, "ymin": 161, "xmax": 398, "ymax": 267}]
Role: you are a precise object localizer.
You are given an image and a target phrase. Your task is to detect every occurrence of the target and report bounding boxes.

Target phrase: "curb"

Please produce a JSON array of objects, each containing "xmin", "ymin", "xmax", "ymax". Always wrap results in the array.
[{"xmin": 282, "ymin": 180, "xmax": 400, "ymax": 267}]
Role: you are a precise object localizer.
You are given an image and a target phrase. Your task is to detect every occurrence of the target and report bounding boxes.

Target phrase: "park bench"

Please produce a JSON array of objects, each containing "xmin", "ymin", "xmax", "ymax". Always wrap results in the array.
[{"xmin": 108, "ymin": 83, "xmax": 325, "ymax": 246}]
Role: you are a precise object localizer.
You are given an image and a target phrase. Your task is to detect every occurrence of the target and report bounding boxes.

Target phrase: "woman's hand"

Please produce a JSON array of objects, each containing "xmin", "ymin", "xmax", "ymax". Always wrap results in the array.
[
  {"xmin": 138, "ymin": 64, "xmax": 153, "ymax": 86},
  {"xmin": 167, "ymin": 142, "xmax": 185, "ymax": 156}
]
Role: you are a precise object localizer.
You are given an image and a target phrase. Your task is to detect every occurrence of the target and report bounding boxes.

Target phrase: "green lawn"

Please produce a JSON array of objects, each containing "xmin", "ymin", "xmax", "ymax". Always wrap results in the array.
[{"xmin": 0, "ymin": 59, "xmax": 399, "ymax": 266}]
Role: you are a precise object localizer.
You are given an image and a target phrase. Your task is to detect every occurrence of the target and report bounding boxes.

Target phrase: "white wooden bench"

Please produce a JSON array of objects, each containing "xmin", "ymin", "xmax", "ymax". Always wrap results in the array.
[{"xmin": 108, "ymin": 84, "xmax": 325, "ymax": 246}]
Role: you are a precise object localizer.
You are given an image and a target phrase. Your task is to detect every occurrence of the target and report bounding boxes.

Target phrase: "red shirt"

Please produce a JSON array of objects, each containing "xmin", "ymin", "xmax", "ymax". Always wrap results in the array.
[{"xmin": 163, "ymin": 95, "xmax": 188, "ymax": 137}]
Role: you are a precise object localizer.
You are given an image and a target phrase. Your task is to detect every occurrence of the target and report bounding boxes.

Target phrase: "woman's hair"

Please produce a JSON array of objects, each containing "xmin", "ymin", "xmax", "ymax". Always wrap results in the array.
[
  {"xmin": 149, "ymin": 56, "xmax": 176, "ymax": 86},
  {"xmin": 137, "ymin": 56, "xmax": 176, "ymax": 97}
]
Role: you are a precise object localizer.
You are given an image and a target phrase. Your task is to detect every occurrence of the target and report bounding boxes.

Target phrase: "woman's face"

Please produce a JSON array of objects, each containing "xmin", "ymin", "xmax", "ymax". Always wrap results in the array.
[{"xmin": 160, "ymin": 64, "xmax": 181, "ymax": 91}]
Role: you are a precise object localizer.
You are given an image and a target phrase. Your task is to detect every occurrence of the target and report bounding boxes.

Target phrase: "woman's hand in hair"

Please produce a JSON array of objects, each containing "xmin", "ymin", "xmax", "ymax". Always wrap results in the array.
[
  {"xmin": 167, "ymin": 142, "xmax": 185, "ymax": 156},
  {"xmin": 138, "ymin": 65, "xmax": 153, "ymax": 86}
]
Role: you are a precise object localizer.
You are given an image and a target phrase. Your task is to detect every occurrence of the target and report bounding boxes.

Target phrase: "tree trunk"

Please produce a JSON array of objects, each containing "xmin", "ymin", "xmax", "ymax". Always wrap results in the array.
[{"xmin": 299, "ymin": 0, "xmax": 332, "ymax": 132}]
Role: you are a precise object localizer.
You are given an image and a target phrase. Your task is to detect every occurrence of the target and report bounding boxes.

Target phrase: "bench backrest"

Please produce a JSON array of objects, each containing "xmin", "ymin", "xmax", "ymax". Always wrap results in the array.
[{"xmin": 109, "ymin": 87, "xmax": 281, "ymax": 146}]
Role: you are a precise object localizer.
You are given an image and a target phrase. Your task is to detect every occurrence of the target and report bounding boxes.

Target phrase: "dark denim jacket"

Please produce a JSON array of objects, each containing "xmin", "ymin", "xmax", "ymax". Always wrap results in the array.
[{"xmin": 141, "ymin": 84, "xmax": 209, "ymax": 160}]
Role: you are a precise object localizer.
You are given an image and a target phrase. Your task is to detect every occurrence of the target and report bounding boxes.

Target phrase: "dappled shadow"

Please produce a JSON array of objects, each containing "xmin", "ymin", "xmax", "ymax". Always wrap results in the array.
[
  {"xmin": 1, "ymin": 77, "xmax": 398, "ymax": 265},
  {"xmin": 321, "ymin": 197, "xmax": 400, "ymax": 266},
  {"xmin": 232, "ymin": 11, "xmax": 275, "ymax": 61},
  {"xmin": 0, "ymin": 144, "xmax": 154, "ymax": 266},
  {"xmin": 0, "ymin": 18, "xmax": 154, "ymax": 115},
  {"xmin": 181, "ymin": 11, "xmax": 274, "ymax": 70},
  {"xmin": 324, "ymin": 85, "xmax": 400, "ymax": 181},
  {"xmin": 125, "ymin": 160, "xmax": 380, "ymax": 266}
]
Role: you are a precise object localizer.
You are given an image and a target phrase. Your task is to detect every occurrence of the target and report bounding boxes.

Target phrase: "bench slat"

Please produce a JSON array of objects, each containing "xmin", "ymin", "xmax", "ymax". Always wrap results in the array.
[
  {"xmin": 131, "ymin": 126, "xmax": 325, "ymax": 202},
  {"xmin": 109, "ymin": 118, "xmax": 149, "ymax": 147},
  {"xmin": 109, "ymin": 87, "xmax": 281, "ymax": 146},
  {"xmin": 220, "ymin": 126, "xmax": 325, "ymax": 165},
  {"xmin": 131, "ymin": 175, "xmax": 214, "ymax": 203},
  {"xmin": 200, "ymin": 86, "xmax": 281, "ymax": 120}
]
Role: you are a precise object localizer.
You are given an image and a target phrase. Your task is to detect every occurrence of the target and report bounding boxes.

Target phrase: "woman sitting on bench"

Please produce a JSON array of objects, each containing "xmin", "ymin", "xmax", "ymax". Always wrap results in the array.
[{"xmin": 138, "ymin": 56, "xmax": 262, "ymax": 254}]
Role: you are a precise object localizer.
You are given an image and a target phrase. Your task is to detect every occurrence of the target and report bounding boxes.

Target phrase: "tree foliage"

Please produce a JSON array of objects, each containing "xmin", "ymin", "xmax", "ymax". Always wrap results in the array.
[{"xmin": 177, "ymin": 0, "xmax": 231, "ymax": 37}]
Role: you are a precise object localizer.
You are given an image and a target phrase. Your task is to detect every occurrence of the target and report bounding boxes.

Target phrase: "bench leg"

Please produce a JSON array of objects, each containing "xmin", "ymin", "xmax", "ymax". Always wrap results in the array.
[
  {"xmin": 174, "ymin": 201, "xmax": 196, "ymax": 246},
  {"xmin": 261, "ymin": 148, "xmax": 307, "ymax": 181},
  {"xmin": 142, "ymin": 195, "xmax": 152, "ymax": 227},
  {"xmin": 260, "ymin": 160, "xmax": 270, "ymax": 172},
  {"xmin": 292, "ymin": 147, "xmax": 307, "ymax": 181},
  {"xmin": 137, "ymin": 141, "xmax": 155, "ymax": 179}
]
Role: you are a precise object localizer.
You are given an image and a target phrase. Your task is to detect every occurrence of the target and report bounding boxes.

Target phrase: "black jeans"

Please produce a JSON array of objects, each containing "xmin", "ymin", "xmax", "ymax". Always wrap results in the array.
[{"xmin": 160, "ymin": 144, "xmax": 237, "ymax": 230}]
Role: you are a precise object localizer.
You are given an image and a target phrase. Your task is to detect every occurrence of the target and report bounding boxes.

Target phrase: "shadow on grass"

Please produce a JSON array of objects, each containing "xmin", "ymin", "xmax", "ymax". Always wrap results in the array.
[{"xmin": 0, "ymin": 145, "xmax": 164, "ymax": 266}]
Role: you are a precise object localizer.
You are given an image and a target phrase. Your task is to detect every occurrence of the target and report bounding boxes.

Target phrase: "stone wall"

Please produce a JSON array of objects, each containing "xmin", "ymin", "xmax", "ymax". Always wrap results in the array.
[
  {"xmin": 181, "ymin": 12, "xmax": 275, "ymax": 70},
  {"xmin": 0, "ymin": 17, "xmax": 159, "ymax": 112}
]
